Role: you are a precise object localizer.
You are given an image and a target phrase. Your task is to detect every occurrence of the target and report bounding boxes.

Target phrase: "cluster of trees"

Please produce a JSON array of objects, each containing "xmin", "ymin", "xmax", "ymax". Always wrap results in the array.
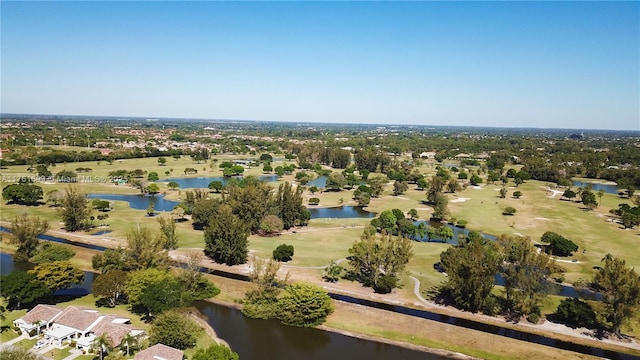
[
  {"xmin": 610, "ymin": 199, "xmax": 640, "ymax": 229},
  {"xmin": 438, "ymin": 232, "xmax": 640, "ymax": 333},
  {"xmin": 438, "ymin": 233, "xmax": 561, "ymax": 321},
  {"xmin": 295, "ymin": 144, "xmax": 351, "ymax": 169},
  {"xmin": 185, "ymin": 178, "xmax": 309, "ymax": 266},
  {"xmin": 1, "ymin": 259, "xmax": 84, "ymax": 310},
  {"xmin": 555, "ymin": 255, "xmax": 640, "ymax": 337},
  {"xmin": 369, "ymin": 209, "xmax": 426, "ymax": 239},
  {"xmin": 219, "ymin": 161, "xmax": 245, "ymax": 177},
  {"xmin": 90, "ymin": 227, "xmax": 218, "ymax": 317},
  {"xmin": 242, "ymin": 259, "xmax": 334, "ymax": 327},
  {"xmin": 354, "ymin": 148, "xmax": 391, "ymax": 173}
]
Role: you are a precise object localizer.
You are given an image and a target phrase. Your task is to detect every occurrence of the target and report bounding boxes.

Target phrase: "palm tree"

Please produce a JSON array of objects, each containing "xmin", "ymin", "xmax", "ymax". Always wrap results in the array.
[
  {"xmin": 91, "ymin": 334, "xmax": 113, "ymax": 360},
  {"xmin": 34, "ymin": 320, "xmax": 42, "ymax": 336},
  {"xmin": 597, "ymin": 189, "xmax": 605, "ymax": 207},
  {"xmin": 120, "ymin": 333, "xmax": 138, "ymax": 356}
]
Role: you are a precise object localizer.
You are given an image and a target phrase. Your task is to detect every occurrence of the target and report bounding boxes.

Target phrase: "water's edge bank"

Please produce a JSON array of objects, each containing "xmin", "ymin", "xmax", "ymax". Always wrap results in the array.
[{"xmin": 203, "ymin": 297, "xmax": 478, "ymax": 360}]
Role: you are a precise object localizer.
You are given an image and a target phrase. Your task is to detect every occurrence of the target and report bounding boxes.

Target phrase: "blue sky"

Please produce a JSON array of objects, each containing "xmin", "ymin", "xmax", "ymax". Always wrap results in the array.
[{"xmin": 1, "ymin": 1, "xmax": 638, "ymax": 130}]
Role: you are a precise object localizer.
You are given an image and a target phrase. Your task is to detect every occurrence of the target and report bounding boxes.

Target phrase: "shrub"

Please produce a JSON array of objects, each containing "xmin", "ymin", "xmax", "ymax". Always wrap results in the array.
[
  {"xmin": 455, "ymin": 219, "xmax": 468, "ymax": 228},
  {"xmin": 276, "ymin": 283, "xmax": 333, "ymax": 327},
  {"xmin": 555, "ymin": 298, "xmax": 597, "ymax": 328},
  {"xmin": 502, "ymin": 206, "xmax": 516, "ymax": 215},
  {"xmin": 273, "ymin": 244, "xmax": 294, "ymax": 262},
  {"xmin": 527, "ymin": 312, "xmax": 540, "ymax": 324},
  {"xmin": 513, "ymin": 190, "xmax": 522, "ymax": 198},
  {"xmin": 373, "ymin": 274, "xmax": 398, "ymax": 294},
  {"xmin": 308, "ymin": 197, "xmax": 320, "ymax": 205}
]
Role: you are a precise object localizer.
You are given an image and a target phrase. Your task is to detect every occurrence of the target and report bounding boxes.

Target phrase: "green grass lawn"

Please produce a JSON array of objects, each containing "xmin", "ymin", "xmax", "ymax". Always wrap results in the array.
[{"xmin": 0, "ymin": 302, "xmax": 26, "ymax": 344}]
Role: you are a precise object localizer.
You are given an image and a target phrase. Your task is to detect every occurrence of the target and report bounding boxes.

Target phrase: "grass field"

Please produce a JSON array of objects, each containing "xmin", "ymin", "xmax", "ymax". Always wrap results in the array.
[
  {"xmin": 2, "ymin": 157, "xmax": 638, "ymax": 294},
  {"xmin": 2, "ymin": 156, "xmax": 640, "ymax": 353}
]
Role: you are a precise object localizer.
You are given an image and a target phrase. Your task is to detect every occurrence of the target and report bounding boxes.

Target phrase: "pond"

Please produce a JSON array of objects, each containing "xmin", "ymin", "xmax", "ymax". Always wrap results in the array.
[
  {"xmin": 306, "ymin": 175, "xmax": 366, "ymax": 189},
  {"xmin": 308, "ymin": 206, "xmax": 376, "ymax": 219},
  {"xmin": 87, "ymin": 193, "xmax": 375, "ymax": 219},
  {"xmin": 158, "ymin": 175, "xmax": 278, "ymax": 189},
  {"xmin": 571, "ymin": 180, "xmax": 620, "ymax": 195},
  {"xmin": 87, "ymin": 193, "xmax": 180, "ymax": 212},
  {"xmin": 412, "ymin": 221, "xmax": 496, "ymax": 244}
]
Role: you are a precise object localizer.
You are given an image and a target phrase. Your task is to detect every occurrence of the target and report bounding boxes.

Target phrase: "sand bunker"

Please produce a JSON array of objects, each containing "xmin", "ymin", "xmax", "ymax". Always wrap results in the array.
[{"xmin": 450, "ymin": 197, "xmax": 471, "ymax": 203}]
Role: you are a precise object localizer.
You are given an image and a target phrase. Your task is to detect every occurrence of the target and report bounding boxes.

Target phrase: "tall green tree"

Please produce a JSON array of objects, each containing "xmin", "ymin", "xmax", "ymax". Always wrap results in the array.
[
  {"xmin": 93, "ymin": 270, "xmax": 128, "ymax": 307},
  {"xmin": 439, "ymin": 233, "xmax": 501, "ymax": 313},
  {"xmin": 225, "ymin": 179, "xmax": 272, "ymax": 232},
  {"xmin": 498, "ymin": 235, "xmax": 556, "ymax": 319},
  {"xmin": 177, "ymin": 251, "xmax": 220, "ymax": 300},
  {"xmin": 593, "ymin": 254, "xmax": 640, "ymax": 336},
  {"xmin": 0, "ymin": 271, "xmax": 49, "ymax": 309},
  {"xmin": 347, "ymin": 231, "xmax": 413, "ymax": 293},
  {"xmin": 432, "ymin": 193, "xmax": 450, "ymax": 220},
  {"xmin": 29, "ymin": 261, "xmax": 85, "ymax": 294},
  {"xmin": 138, "ymin": 278, "xmax": 192, "ymax": 317},
  {"xmin": 156, "ymin": 216, "xmax": 179, "ymax": 249},
  {"xmin": 427, "ymin": 226, "xmax": 454, "ymax": 243},
  {"xmin": 393, "ymin": 180, "xmax": 408, "ymax": 196},
  {"xmin": 272, "ymin": 181, "xmax": 308, "ymax": 229},
  {"xmin": 124, "ymin": 268, "xmax": 175, "ymax": 306},
  {"xmin": 325, "ymin": 172, "xmax": 346, "ymax": 191},
  {"xmin": 57, "ymin": 186, "xmax": 92, "ymax": 231},
  {"xmin": 124, "ymin": 226, "xmax": 169, "ymax": 270},
  {"xmin": 92, "ymin": 248, "xmax": 127, "ymax": 273},
  {"xmin": 8, "ymin": 213, "xmax": 49, "ymax": 262},
  {"xmin": 204, "ymin": 204, "xmax": 250, "ymax": 265}
]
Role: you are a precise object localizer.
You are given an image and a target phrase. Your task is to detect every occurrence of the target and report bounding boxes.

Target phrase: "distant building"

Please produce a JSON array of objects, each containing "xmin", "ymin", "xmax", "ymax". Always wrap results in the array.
[{"xmin": 419, "ymin": 151, "xmax": 436, "ymax": 159}]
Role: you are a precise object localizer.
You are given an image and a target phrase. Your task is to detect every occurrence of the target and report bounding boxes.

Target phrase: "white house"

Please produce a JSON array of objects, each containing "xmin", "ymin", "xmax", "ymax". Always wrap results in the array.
[{"xmin": 14, "ymin": 306, "xmax": 144, "ymax": 350}]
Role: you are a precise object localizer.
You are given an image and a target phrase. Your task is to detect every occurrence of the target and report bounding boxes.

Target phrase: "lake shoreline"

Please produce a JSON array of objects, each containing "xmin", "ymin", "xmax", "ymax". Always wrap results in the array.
[{"xmin": 203, "ymin": 297, "xmax": 478, "ymax": 359}]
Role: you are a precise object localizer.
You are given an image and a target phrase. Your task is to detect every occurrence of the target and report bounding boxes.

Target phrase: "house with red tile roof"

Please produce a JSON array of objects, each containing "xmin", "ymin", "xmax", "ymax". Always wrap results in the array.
[
  {"xmin": 14, "ymin": 305, "xmax": 144, "ymax": 349},
  {"xmin": 134, "ymin": 343, "xmax": 184, "ymax": 360},
  {"xmin": 13, "ymin": 304, "xmax": 62, "ymax": 335}
]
